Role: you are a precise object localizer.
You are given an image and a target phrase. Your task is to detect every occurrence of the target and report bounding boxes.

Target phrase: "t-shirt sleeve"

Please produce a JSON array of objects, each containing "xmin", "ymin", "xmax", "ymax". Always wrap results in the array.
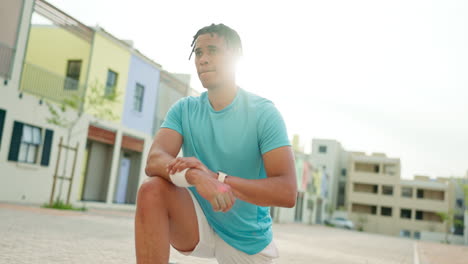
[
  {"xmin": 160, "ymin": 98, "xmax": 184, "ymax": 136},
  {"xmin": 257, "ymin": 102, "xmax": 291, "ymax": 155}
]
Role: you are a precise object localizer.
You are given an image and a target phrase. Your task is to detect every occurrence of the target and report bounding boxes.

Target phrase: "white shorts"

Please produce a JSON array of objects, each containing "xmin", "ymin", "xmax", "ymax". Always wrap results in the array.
[{"xmin": 176, "ymin": 190, "xmax": 279, "ymax": 264}]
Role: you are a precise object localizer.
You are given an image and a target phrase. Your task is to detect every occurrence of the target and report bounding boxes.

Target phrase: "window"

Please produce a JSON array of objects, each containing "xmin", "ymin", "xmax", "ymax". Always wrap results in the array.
[
  {"xmin": 351, "ymin": 203, "xmax": 377, "ymax": 215},
  {"xmin": 318, "ymin": 145, "xmax": 327, "ymax": 153},
  {"xmin": 0, "ymin": 109, "xmax": 5, "ymax": 148},
  {"xmin": 400, "ymin": 208, "xmax": 412, "ymax": 219},
  {"xmin": 64, "ymin": 60, "xmax": 81, "ymax": 90},
  {"xmin": 383, "ymin": 164, "xmax": 396, "ymax": 175},
  {"xmin": 105, "ymin": 69, "xmax": 118, "ymax": 96},
  {"xmin": 341, "ymin": 168, "xmax": 347, "ymax": 176},
  {"xmin": 382, "ymin": 185, "xmax": 394, "ymax": 195},
  {"xmin": 381, "ymin": 206, "xmax": 392, "ymax": 216},
  {"xmin": 415, "ymin": 210, "xmax": 442, "ymax": 222},
  {"xmin": 414, "ymin": 231, "xmax": 421, "ymax": 240},
  {"xmin": 400, "ymin": 230, "xmax": 411, "ymax": 238},
  {"xmin": 337, "ymin": 182, "xmax": 346, "ymax": 207},
  {"xmin": 417, "ymin": 189, "xmax": 424, "ymax": 198},
  {"xmin": 401, "ymin": 187, "xmax": 413, "ymax": 198},
  {"xmin": 133, "ymin": 83, "xmax": 145, "ymax": 112},
  {"xmin": 8, "ymin": 122, "xmax": 53, "ymax": 166},
  {"xmin": 416, "ymin": 210, "xmax": 423, "ymax": 220},
  {"xmin": 18, "ymin": 124, "xmax": 42, "ymax": 164}
]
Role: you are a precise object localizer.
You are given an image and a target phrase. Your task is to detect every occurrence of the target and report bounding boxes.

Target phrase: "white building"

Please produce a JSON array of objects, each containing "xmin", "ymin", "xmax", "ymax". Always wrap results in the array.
[
  {"xmin": 272, "ymin": 148, "xmax": 329, "ymax": 225},
  {"xmin": 309, "ymin": 139, "xmax": 349, "ymax": 212},
  {"xmin": 0, "ymin": 0, "xmax": 189, "ymax": 209}
]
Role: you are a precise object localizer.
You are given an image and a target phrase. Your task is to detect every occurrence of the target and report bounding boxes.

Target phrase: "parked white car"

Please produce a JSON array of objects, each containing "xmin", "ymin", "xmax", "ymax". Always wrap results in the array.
[{"xmin": 324, "ymin": 217, "xmax": 354, "ymax": 230}]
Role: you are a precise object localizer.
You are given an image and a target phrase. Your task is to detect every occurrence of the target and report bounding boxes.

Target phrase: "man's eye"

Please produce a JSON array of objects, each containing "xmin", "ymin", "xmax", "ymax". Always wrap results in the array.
[
  {"xmin": 209, "ymin": 49, "xmax": 217, "ymax": 54},
  {"xmin": 195, "ymin": 51, "xmax": 202, "ymax": 56}
]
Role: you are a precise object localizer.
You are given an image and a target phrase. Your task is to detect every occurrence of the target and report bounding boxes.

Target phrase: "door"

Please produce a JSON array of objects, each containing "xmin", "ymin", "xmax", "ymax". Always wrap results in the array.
[
  {"xmin": 115, "ymin": 157, "xmax": 131, "ymax": 203},
  {"xmin": 294, "ymin": 192, "xmax": 304, "ymax": 222},
  {"xmin": 315, "ymin": 198, "xmax": 323, "ymax": 224},
  {"xmin": 82, "ymin": 141, "xmax": 112, "ymax": 202}
]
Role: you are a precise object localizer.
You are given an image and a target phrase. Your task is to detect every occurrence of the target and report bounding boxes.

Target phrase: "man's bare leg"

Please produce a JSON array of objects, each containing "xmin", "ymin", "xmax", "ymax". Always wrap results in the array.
[{"xmin": 135, "ymin": 177, "xmax": 199, "ymax": 264}]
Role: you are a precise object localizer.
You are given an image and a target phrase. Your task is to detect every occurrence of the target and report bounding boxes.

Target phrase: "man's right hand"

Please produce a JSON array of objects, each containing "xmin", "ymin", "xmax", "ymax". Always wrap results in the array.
[{"xmin": 187, "ymin": 169, "xmax": 235, "ymax": 213}]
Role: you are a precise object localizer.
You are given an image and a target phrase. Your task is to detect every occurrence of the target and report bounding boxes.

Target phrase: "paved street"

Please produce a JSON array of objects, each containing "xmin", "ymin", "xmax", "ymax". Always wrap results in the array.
[{"xmin": 0, "ymin": 203, "xmax": 466, "ymax": 264}]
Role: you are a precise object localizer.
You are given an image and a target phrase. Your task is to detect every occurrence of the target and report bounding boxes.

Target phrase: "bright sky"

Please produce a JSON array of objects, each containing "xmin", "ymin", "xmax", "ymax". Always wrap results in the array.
[{"xmin": 42, "ymin": 0, "xmax": 467, "ymax": 179}]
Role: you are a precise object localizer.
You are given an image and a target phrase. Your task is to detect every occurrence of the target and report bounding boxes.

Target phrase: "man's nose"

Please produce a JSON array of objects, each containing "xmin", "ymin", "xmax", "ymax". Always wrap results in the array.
[{"xmin": 199, "ymin": 54, "xmax": 209, "ymax": 65}]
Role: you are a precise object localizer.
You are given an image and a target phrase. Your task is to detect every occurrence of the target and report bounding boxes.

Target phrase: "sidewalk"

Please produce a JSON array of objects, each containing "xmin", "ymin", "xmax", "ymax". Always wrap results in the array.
[{"xmin": 0, "ymin": 203, "xmax": 466, "ymax": 263}]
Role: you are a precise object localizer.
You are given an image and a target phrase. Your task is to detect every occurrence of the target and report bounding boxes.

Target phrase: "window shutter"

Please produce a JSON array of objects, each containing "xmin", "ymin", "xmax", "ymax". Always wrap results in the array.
[
  {"xmin": 0, "ymin": 109, "xmax": 5, "ymax": 148},
  {"xmin": 8, "ymin": 121, "xmax": 23, "ymax": 161},
  {"xmin": 40, "ymin": 129, "xmax": 54, "ymax": 166}
]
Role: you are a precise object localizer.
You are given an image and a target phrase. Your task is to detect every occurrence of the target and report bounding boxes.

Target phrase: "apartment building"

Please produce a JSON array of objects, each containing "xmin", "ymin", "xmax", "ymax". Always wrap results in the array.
[
  {"xmin": 273, "ymin": 136, "xmax": 329, "ymax": 225},
  {"xmin": 347, "ymin": 152, "xmax": 455, "ymax": 240},
  {"xmin": 309, "ymin": 139, "xmax": 349, "ymax": 211}
]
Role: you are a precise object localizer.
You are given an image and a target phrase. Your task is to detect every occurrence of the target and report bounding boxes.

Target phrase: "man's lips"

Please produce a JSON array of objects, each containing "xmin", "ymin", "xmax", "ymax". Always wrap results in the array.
[{"xmin": 199, "ymin": 70, "xmax": 215, "ymax": 74}]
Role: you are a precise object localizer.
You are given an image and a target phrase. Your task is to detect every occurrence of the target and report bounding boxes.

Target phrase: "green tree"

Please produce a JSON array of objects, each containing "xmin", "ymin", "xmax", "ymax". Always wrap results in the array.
[
  {"xmin": 356, "ymin": 213, "xmax": 368, "ymax": 232},
  {"xmin": 437, "ymin": 210, "xmax": 463, "ymax": 244},
  {"xmin": 45, "ymin": 80, "xmax": 121, "ymax": 205}
]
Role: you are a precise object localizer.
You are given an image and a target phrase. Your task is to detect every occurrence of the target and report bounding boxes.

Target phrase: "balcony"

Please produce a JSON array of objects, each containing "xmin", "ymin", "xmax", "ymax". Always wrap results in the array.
[
  {"xmin": 20, "ymin": 62, "xmax": 86, "ymax": 109},
  {"xmin": 0, "ymin": 42, "xmax": 15, "ymax": 80},
  {"xmin": 351, "ymin": 203, "xmax": 377, "ymax": 215},
  {"xmin": 354, "ymin": 182, "xmax": 378, "ymax": 194}
]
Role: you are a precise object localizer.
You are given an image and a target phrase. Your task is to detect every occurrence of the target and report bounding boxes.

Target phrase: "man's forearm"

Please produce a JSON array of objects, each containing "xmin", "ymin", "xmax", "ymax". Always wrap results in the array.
[
  {"xmin": 144, "ymin": 150, "xmax": 176, "ymax": 181},
  {"xmin": 225, "ymin": 175, "xmax": 297, "ymax": 208}
]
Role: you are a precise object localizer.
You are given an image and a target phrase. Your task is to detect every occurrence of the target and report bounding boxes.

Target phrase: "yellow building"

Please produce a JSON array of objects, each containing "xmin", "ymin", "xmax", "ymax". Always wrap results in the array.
[
  {"xmin": 21, "ymin": 23, "xmax": 131, "ymax": 121},
  {"xmin": 84, "ymin": 28, "xmax": 131, "ymax": 121},
  {"xmin": 21, "ymin": 25, "xmax": 92, "ymax": 105},
  {"xmin": 346, "ymin": 152, "xmax": 455, "ymax": 240}
]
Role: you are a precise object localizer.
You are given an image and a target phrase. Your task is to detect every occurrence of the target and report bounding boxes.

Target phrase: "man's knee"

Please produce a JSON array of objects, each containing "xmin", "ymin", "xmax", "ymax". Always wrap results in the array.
[{"xmin": 137, "ymin": 177, "xmax": 172, "ymax": 206}]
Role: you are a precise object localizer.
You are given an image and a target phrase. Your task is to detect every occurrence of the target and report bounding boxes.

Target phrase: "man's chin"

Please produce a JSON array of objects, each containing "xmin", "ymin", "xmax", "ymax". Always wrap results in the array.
[{"xmin": 200, "ymin": 81, "xmax": 217, "ymax": 90}]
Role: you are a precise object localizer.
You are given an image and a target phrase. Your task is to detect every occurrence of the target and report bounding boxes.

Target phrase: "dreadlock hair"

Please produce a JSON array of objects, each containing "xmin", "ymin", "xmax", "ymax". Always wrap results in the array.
[{"xmin": 189, "ymin": 23, "xmax": 243, "ymax": 60}]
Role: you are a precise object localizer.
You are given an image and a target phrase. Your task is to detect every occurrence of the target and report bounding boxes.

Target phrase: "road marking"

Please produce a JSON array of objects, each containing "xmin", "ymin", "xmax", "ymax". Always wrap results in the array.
[{"xmin": 413, "ymin": 242, "xmax": 420, "ymax": 264}]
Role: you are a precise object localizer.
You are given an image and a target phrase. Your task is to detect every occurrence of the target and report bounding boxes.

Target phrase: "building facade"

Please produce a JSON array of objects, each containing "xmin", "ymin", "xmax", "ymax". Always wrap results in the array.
[
  {"xmin": 273, "ymin": 144, "xmax": 329, "ymax": 225},
  {"xmin": 0, "ymin": 0, "xmax": 191, "ymax": 208},
  {"xmin": 346, "ymin": 152, "xmax": 456, "ymax": 241},
  {"xmin": 152, "ymin": 71, "xmax": 190, "ymax": 135},
  {"xmin": 0, "ymin": 0, "xmax": 91, "ymax": 204},
  {"xmin": 309, "ymin": 139, "xmax": 349, "ymax": 211}
]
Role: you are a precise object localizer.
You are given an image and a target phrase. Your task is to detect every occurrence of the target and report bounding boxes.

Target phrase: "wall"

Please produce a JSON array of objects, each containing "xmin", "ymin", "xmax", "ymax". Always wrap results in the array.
[
  {"xmin": 0, "ymin": 0, "xmax": 24, "ymax": 47},
  {"xmin": 310, "ymin": 139, "xmax": 345, "ymax": 210},
  {"xmin": 85, "ymin": 31, "xmax": 131, "ymax": 121},
  {"xmin": 24, "ymin": 26, "xmax": 91, "ymax": 84},
  {"xmin": 0, "ymin": 0, "xmax": 24, "ymax": 79},
  {"xmin": 152, "ymin": 72, "xmax": 188, "ymax": 135},
  {"xmin": 122, "ymin": 54, "xmax": 160, "ymax": 135}
]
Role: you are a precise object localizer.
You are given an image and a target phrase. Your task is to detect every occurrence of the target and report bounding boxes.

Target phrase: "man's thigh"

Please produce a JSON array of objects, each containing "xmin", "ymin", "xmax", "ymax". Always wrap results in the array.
[{"xmin": 167, "ymin": 185, "xmax": 199, "ymax": 252}]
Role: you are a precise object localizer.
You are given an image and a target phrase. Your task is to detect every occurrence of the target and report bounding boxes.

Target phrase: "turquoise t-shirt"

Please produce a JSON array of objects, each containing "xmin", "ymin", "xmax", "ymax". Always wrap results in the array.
[{"xmin": 161, "ymin": 88, "xmax": 290, "ymax": 255}]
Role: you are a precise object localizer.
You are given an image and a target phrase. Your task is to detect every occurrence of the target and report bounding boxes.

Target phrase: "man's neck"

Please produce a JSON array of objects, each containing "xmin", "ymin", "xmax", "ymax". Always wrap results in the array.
[{"xmin": 207, "ymin": 82, "xmax": 238, "ymax": 111}]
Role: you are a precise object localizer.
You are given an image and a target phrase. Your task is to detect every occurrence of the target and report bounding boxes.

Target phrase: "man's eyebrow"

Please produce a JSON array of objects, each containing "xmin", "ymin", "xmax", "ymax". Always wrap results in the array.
[
  {"xmin": 208, "ymin": 45, "xmax": 218, "ymax": 49},
  {"xmin": 195, "ymin": 47, "xmax": 202, "ymax": 52}
]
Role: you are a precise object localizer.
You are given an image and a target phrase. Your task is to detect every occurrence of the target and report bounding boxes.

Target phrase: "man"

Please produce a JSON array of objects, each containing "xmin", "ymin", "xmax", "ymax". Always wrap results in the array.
[{"xmin": 135, "ymin": 23, "xmax": 297, "ymax": 264}]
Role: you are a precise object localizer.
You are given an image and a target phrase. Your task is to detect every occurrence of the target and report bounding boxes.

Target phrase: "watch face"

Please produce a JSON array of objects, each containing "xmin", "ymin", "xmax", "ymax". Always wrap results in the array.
[{"xmin": 217, "ymin": 171, "xmax": 227, "ymax": 183}]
